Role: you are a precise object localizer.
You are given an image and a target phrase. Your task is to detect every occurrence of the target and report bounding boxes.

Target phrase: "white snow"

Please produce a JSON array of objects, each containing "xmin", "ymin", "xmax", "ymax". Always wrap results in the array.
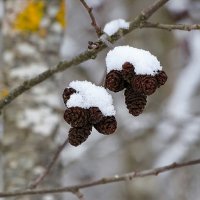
[
  {"xmin": 51, "ymin": 22, "xmax": 63, "ymax": 33},
  {"xmin": 166, "ymin": 32, "xmax": 200, "ymax": 119},
  {"xmin": 3, "ymin": 51, "xmax": 14, "ymax": 65},
  {"xmin": 106, "ymin": 46, "xmax": 162, "ymax": 75},
  {"xmin": 167, "ymin": 0, "xmax": 189, "ymax": 13},
  {"xmin": 103, "ymin": 19, "xmax": 129, "ymax": 36},
  {"xmin": 10, "ymin": 63, "xmax": 47, "ymax": 79},
  {"xmin": 66, "ymin": 81, "xmax": 116, "ymax": 116},
  {"xmin": 16, "ymin": 43, "xmax": 37, "ymax": 56},
  {"xmin": 18, "ymin": 107, "xmax": 59, "ymax": 136},
  {"xmin": 85, "ymin": 0, "xmax": 104, "ymax": 8}
]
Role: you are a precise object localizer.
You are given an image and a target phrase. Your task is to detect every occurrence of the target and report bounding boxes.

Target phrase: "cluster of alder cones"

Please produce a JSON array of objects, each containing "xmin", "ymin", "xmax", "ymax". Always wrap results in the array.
[
  {"xmin": 105, "ymin": 62, "xmax": 167, "ymax": 116},
  {"xmin": 63, "ymin": 88, "xmax": 117, "ymax": 146}
]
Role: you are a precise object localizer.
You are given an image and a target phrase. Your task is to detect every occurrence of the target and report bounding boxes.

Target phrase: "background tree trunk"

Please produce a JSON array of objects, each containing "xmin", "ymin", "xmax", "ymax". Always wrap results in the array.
[{"xmin": 1, "ymin": 1, "xmax": 66, "ymax": 199}]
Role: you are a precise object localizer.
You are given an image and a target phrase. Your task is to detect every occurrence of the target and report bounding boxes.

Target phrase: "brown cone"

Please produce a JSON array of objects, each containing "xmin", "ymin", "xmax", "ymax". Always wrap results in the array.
[
  {"xmin": 155, "ymin": 70, "xmax": 167, "ymax": 87},
  {"xmin": 122, "ymin": 62, "xmax": 135, "ymax": 83},
  {"xmin": 105, "ymin": 70, "xmax": 125, "ymax": 92},
  {"xmin": 64, "ymin": 107, "xmax": 89, "ymax": 127},
  {"xmin": 63, "ymin": 87, "xmax": 76, "ymax": 104},
  {"xmin": 68, "ymin": 126, "xmax": 91, "ymax": 146},
  {"xmin": 131, "ymin": 75, "xmax": 158, "ymax": 95},
  {"xmin": 89, "ymin": 107, "xmax": 104, "ymax": 124},
  {"xmin": 124, "ymin": 88, "xmax": 147, "ymax": 116},
  {"xmin": 94, "ymin": 116, "xmax": 117, "ymax": 135}
]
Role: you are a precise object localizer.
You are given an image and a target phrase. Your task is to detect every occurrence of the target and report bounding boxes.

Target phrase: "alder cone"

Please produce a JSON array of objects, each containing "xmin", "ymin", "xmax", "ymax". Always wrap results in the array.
[
  {"xmin": 63, "ymin": 87, "xmax": 76, "ymax": 104},
  {"xmin": 124, "ymin": 88, "xmax": 147, "ymax": 116},
  {"xmin": 68, "ymin": 126, "xmax": 91, "ymax": 146},
  {"xmin": 105, "ymin": 70, "xmax": 125, "ymax": 92},
  {"xmin": 155, "ymin": 70, "xmax": 167, "ymax": 87},
  {"xmin": 64, "ymin": 107, "xmax": 89, "ymax": 127},
  {"xmin": 122, "ymin": 62, "xmax": 135, "ymax": 83},
  {"xmin": 94, "ymin": 116, "xmax": 117, "ymax": 135},
  {"xmin": 131, "ymin": 75, "xmax": 158, "ymax": 95},
  {"xmin": 89, "ymin": 107, "xmax": 104, "ymax": 124}
]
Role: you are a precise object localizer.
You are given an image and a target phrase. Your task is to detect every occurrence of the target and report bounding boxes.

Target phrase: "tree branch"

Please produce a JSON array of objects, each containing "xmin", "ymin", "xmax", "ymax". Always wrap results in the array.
[
  {"xmin": 140, "ymin": 0, "xmax": 169, "ymax": 19},
  {"xmin": 28, "ymin": 138, "xmax": 69, "ymax": 189},
  {"xmin": 0, "ymin": 0, "xmax": 181, "ymax": 111},
  {"xmin": 79, "ymin": 0, "xmax": 102, "ymax": 37},
  {"xmin": 0, "ymin": 158, "xmax": 200, "ymax": 198},
  {"xmin": 142, "ymin": 22, "xmax": 200, "ymax": 31}
]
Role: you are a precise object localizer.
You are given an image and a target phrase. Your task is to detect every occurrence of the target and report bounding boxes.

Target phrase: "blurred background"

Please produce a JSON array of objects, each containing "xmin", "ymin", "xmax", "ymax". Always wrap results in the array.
[{"xmin": 0, "ymin": 0, "xmax": 200, "ymax": 199}]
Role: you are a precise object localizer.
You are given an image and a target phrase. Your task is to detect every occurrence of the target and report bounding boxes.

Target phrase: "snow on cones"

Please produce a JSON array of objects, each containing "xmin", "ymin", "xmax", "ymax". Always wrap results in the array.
[
  {"xmin": 105, "ymin": 46, "xmax": 167, "ymax": 116},
  {"xmin": 63, "ymin": 81, "xmax": 117, "ymax": 146}
]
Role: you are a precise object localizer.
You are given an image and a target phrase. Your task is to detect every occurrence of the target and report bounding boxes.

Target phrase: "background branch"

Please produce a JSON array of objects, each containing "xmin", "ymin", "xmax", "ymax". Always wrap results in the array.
[
  {"xmin": 1, "ymin": 158, "xmax": 200, "ymax": 198},
  {"xmin": 28, "ymin": 138, "xmax": 69, "ymax": 189}
]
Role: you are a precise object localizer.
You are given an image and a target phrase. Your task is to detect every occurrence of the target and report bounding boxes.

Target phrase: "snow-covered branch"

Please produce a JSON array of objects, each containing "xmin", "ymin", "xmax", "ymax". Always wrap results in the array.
[
  {"xmin": 1, "ymin": 0, "xmax": 200, "ymax": 113},
  {"xmin": 0, "ymin": 0, "xmax": 171, "ymax": 111}
]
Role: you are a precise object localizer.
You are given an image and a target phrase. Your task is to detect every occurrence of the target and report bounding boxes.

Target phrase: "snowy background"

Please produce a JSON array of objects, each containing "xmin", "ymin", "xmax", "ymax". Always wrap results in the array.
[{"xmin": 0, "ymin": 0, "xmax": 200, "ymax": 200}]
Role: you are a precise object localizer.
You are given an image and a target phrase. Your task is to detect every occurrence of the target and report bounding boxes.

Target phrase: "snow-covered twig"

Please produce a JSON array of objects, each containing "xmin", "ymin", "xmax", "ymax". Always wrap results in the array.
[
  {"xmin": 79, "ymin": 0, "xmax": 102, "ymax": 37},
  {"xmin": 1, "ymin": 158, "xmax": 200, "ymax": 198},
  {"xmin": 0, "ymin": 0, "xmax": 182, "ymax": 111},
  {"xmin": 28, "ymin": 138, "xmax": 69, "ymax": 189}
]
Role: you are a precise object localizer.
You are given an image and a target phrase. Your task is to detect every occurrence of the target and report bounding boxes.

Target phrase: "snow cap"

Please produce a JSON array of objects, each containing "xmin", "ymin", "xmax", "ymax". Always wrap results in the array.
[
  {"xmin": 66, "ymin": 81, "xmax": 116, "ymax": 116},
  {"xmin": 106, "ymin": 45, "xmax": 162, "ymax": 75},
  {"xmin": 103, "ymin": 19, "xmax": 129, "ymax": 36}
]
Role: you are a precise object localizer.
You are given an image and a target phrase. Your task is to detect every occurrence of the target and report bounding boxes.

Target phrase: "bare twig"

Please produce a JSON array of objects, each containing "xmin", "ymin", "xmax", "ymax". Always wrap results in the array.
[
  {"xmin": 0, "ymin": 0, "xmax": 192, "ymax": 112},
  {"xmin": 79, "ymin": 0, "xmax": 102, "ymax": 37},
  {"xmin": 0, "ymin": 158, "xmax": 200, "ymax": 198},
  {"xmin": 141, "ymin": 0, "xmax": 169, "ymax": 19},
  {"xmin": 141, "ymin": 21, "xmax": 200, "ymax": 31},
  {"xmin": 73, "ymin": 190, "xmax": 85, "ymax": 200},
  {"xmin": 28, "ymin": 138, "xmax": 69, "ymax": 189}
]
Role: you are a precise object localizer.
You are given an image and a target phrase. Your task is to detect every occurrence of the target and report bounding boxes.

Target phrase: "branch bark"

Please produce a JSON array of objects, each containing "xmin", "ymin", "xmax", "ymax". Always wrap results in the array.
[
  {"xmin": 0, "ymin": 158, "xmax": 200, "ymax": 198},
  {"xmin": 0, "ymin": 0, "xmax": 171, "ymax": 111},
  {"xmin": 28, "ymin": 138, "xmax": 69, "ymax": 189},
  {"xmin": 142, "ymin": 22, "xmax": 200, "ymax": 31},
  {"xmin": 79, "ymin": 0, "xmax": 102, "ymax": 37}
]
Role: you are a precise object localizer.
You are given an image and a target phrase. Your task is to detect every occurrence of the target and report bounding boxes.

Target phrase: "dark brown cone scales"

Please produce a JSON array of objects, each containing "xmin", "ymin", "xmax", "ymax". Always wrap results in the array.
[
  {"xmin": 122, "ymin": 62, "xmax": 135, "ymax": 83},
  {"xmin": 68, "ymin": 126, "xmax": 91, "ymax": 146},
  {"xmin": 131, "ymin": 75, "xmax": 158, "ymax": 95},
  {"xmin": 64, "ymin": 107, "xmax": 89, "ymax": 127},
  {"xmin": 89, "ymin": 107, "xmax": 104, "ymax": 124},
  {"xmin": 94, "ymin": 116, "xmax": 117, "ymax": 135},
  {"xmin": 63, "ymin": 87, "xmax": 76, "ymax": 104},
  {"xmin": 155, "ymin": 70, "xmax": 167, "ymax": 87},
  {"xmin": 105, "ymin": 70, "xmax": 125, "ymax": 92},
  {"xmin": 124, "ymin": 88, "xmax": 147, "ymax": 116}
]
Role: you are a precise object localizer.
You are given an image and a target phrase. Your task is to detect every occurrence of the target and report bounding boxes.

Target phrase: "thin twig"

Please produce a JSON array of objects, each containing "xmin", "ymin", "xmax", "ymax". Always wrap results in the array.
[
  {"xmin": 73, "ymin": 190, "xmax": 85, "ymax": 200},
  {"xmin": 1, "ymin": 158, "xmax": 200, "ymax": 198},
  {"xmin": 141, "ymin": 21, "xmax": 200, "ymax": 31},
  {"xmin": 141, "ymin": 0, "xmax": 169, "ymax": 19},
  {"xmin": 0, "ymin": 0, "xmax": 188, "ymax": 111},
  {"xmin": 28, "ymin": 138, "xmax": 69, "ymax": 189},
  {"xmin": 79, "ymin": 0, "xmax": 102, "ymax": 37}
]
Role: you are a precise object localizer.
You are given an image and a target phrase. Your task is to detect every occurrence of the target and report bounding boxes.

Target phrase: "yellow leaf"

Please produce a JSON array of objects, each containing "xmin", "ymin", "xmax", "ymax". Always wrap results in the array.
[
  {"xmin": 56, "ymin": 0, "xmax": 67, "ymax": 28},
  {"xmin": 14, "ymin": 0, "xmax": 44, "ymax": 32},
  {"xmin": 0, "ymin": 88, "xmax": 9, "ymax": 99}
]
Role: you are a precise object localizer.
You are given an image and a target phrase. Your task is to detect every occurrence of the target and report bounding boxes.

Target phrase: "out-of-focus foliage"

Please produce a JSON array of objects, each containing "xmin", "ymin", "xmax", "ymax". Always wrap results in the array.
[
  {"xmin": 0, "ymin": 88, "xmax": 9, "ymax": 99},
  {"xmin": 14, "ymin": 0, "xmax": 44, "ymax": 32},
  {"xmin": 56, "ymin": 0, "xmax": 67, "ymax": 28},
  {"xmin": 13, "ymin": 0, "xmax": 66, "ymax": 32}
]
